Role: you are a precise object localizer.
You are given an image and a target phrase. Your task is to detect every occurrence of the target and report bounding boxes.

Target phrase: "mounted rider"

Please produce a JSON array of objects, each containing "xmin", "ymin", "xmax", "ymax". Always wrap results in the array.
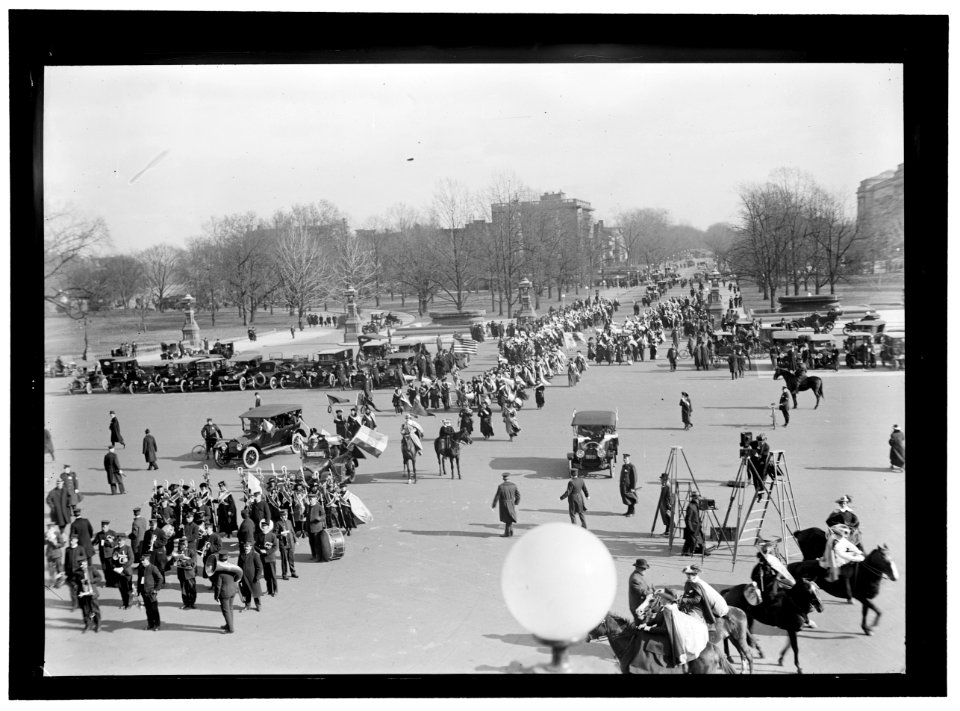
[
  {"xmin": 639, "ymin": 588, "xmax": 709, "ymax": 666},
  {"xmin": 681, "ymin": 563, "xmax": 729, "ymax": 624}
]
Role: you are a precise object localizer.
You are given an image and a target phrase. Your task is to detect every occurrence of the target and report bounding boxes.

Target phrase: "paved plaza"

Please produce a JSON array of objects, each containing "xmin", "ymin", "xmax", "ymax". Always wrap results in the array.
[{"xmin": 42, "ymin": 295, "xmax": 905, "ymax": 676}]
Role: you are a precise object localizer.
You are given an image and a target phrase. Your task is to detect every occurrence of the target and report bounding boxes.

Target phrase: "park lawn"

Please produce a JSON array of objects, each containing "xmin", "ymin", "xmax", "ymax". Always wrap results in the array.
[{"xmin": 737, "ymin": 273, "xmax": 904, "ymax": 313}]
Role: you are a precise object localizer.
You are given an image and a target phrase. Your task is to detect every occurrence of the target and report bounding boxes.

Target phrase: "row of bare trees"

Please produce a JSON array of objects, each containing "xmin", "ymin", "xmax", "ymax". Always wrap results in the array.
[{"xmin": 705, "ymin": 168, "xmax": 870, "ymax": 308}]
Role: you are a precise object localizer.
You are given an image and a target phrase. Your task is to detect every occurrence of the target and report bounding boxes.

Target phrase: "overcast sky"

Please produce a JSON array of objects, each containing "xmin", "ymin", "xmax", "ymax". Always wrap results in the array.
[{"xmin": 44, "ymin": 63, "xmax": 903, "ymax": 254}]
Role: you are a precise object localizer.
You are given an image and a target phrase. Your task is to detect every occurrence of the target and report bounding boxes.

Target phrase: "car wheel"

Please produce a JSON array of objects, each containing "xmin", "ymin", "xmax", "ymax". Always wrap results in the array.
[
  {"xmin": 159, "ymin": 381, "xmax": 166, "ymax": 394},
  {"xmin": 218, "ymin": 381, "xmax": 224, "ymax": 392},
  {"xmin": 100, "ymin": 377, "xmax": 109, "ymax": 392},
  {"xmin": 147, "ymin": 382, "xmax": 156, "ymax": 393},
  {"xmin": 128, "ymin": 382, "xmax": 136, "ymax": 394},
  {"xmin": 180, "ymin": 380, "xmax": 188, "ymax": 393},
  {"xmin": 242, "ymin": 447, "xmax": 260, "ymax": 468},
  {"xmin": 269, "ymin": 376, "xmax": 278, "ymax": 390},
  {"xmin": 68, "ymin": 384, "xmax": 76, "ymax": 395},
  {"xmin": 238, "ymin": 376, "xmax": 247, "ymax": 391},
  {"xmin": 208, "ymin": 379, "xmax": 214, "ymax": 391},
  {"xmin": 278, "ymin": 375, "xmax": 287, "ymax": 389},
  {"xmin": 291, "ymin": 432, "xmax": 305, "ymax": 454},
  {"xmin": 214, "ymin": 447, "xmax": 228, "ymax": 468},
  {"xmin": 85, "ymin": 382, "xmax": 93, "ymax": 395},
  {"xmin": 255, "ymin": 373, "xmax": 267, "ymax": 387}
]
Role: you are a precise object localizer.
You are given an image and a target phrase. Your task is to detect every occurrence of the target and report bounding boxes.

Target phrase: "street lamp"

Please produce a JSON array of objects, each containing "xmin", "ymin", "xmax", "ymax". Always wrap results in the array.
[{"xmin": 501, "ymin": 522, "xmax": 617, "ymax": 673}]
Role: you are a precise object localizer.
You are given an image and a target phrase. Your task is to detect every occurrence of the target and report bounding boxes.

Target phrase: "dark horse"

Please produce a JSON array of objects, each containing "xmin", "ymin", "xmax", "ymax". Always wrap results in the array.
[
  {"xmin": 400, "ymin": 432, "xmax": 420, "ymax": 483},
  {"xmin": 791, "ymin": 527, "xmax": 899, "ymax": 636},
  {"xmin": 773, "ymin": 367, "xmax": 825, "ymax": 409},
  {"xmin": 721, "ymin": 577, "xmax": 823, "ymax": 674},
  {"xmin": 585, "ymin": 613, "xmax": 736, "ymax": 674},
  {"xmin": 434, "ymin": 428, "xmax": 472, "ymax": 479}
]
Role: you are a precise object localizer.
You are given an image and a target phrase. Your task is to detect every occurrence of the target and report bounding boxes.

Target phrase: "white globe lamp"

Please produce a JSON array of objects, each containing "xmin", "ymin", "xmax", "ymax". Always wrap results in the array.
[{"xmin": 500, "ymin": 522, "xmax": 617, "ymax": 672}]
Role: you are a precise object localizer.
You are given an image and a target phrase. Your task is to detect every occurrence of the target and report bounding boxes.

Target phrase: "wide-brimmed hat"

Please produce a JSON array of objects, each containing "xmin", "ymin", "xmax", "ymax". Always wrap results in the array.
[
  {"xmin": 892, "ymin": 424, "xmax": 901, "ymax": 431},
  {"xmin": 835, "ymin": 495, "xmax": 852, "ymax": 504},
  {"xmin": 682, "ymin": 563, "xmax": 701, "ymax": 575},
  {"xmin": 633, "ymin": 559, "xmax": 649, "ymax": 570}
]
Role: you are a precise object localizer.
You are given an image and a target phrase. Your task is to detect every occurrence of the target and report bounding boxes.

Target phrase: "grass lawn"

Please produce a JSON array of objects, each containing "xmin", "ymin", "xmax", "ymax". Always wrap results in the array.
[{"xmin": 737, "ymin": 272, "xmax": 904, "ymax": 314}]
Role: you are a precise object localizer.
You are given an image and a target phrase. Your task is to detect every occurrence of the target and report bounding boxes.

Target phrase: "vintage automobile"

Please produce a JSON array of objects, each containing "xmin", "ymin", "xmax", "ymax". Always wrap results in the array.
[
  {"xmin": 842, "ymin": 314, "xmax": 886, "ymax": 336},
  {"xmin": 182, "ymin": 356, "xmax": 229, "ymax": 391},
  {"xmin": 208, "ymin": 341, "xmax": 235, "ymax": 359},
  {"xmin": 66, "ymin": 362, "xmax": 103, "ymax": 394},
  {"xmin": 97, "ymin": 356, "xmax": 155, "ymax": 393},
  {"xmin": 152, "ymin": 357, "xmax": 201, "ymax": 393},
  {"xmin": 212, "ymin": 356, "xmax": 260, "ymax": 391},
  {"xmin": 800, "ymin": 333, "xmax": 839, "ymax": 370},
  {"xmin": 244, "ymin": 357, "xmax": 298, "ymax": 389},
  {"xmin": 567, "ymin": 410, "xmax": 619, "ymax": 477},
  {"xmin": 213, "ymin": 404, "xmax": 308, "ymax": 469},
  {"xmin": 299, "ymin": 347, "xmax": 355, "ymax": 388},
  {"xmin": 843, "ymin": 333, "xmax": 878, "ymax": 369},
  {"xmin": 300, "ymin": 432, "xmax": 357, "ymax": 485},
  {"xmin": 878, "ymin": 331, "xmax": 905, "ymax": 369}
]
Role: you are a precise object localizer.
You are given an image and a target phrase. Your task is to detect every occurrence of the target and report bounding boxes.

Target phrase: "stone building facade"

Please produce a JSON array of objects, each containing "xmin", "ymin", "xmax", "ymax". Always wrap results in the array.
[{"xmin": 856, "ymin": 163, "xmax": 904, "ymax": 270}]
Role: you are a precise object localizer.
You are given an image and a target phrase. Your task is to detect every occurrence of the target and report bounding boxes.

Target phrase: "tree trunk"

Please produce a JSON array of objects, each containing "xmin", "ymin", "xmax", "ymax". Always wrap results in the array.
[{"xmin": 768, "ymin": 284, "xmax": 777, "ymax": 310}]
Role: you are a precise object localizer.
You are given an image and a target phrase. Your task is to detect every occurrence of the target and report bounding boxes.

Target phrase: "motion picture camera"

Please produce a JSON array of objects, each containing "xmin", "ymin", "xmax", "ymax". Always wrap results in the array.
[{"xmin": 739, "ymin": 431, "xmax": 755, "ymax": 458}]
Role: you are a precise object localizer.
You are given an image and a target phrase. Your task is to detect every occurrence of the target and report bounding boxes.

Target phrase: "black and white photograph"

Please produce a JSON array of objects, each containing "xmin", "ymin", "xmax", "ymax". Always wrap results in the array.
[{"xmin": 16, "ymin": 7, "xmax": 945, "ymax": 700}]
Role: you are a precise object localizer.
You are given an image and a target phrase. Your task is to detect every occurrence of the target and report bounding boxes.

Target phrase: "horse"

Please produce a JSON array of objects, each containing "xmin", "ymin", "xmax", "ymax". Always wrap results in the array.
[
  {"xmin": 434, "ymin": 429, "xmax": 472, "ymax": 479},
  {"xmin": 790, "ymin": 529, "xmax": 899, "ymax": 636},
  {"xmin": 721, "ymin": 576, "xmax": 823, "ymax": 674},
  {"xmin": 773, "ymin": 367, "xmax": 825, "ymax": 409},
  {"xmin": 585, "ymin": 612, "xmax": 736, "ymax": 675},
  {"xmin": 400, "ymin": 433, "xmax": 420, "ymax": 483}
]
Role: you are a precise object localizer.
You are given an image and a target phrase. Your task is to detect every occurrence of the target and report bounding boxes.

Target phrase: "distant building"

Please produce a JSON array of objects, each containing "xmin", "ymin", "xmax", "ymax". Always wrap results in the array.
[
  {"xmin": 592, "ymin": 219, "xmax": 626, "ymax": 265},
  {"xmin": 490, "ymin": 190, "xmax": 595, "ymax": 260},
  {"xmin": 856, "ymin": 163, "xmax": 904, "ymax": 271}
]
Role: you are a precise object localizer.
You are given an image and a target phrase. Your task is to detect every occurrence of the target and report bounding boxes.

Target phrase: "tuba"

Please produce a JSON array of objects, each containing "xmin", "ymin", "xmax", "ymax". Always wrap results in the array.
[{"xmin": 204, "ymin": 555, "xmax": 242, "ymax": 581}]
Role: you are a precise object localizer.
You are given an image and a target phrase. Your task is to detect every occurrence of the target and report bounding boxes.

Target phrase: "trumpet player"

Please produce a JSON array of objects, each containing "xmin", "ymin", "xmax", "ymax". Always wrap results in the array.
[
  {"xmin": 181, "ymin": 512, "xmax": 200, "ymax": 556},
  {"xmin": 111, "ymin": 532, "xmax": 136, "ymax": 609},
  {"xmin": 174, "ymin": 538, "xmax": 198, "ymax": 610}
]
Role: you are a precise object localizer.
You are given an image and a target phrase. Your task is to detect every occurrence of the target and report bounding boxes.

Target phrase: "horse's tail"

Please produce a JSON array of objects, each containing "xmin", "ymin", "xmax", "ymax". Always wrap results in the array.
[{"xmin": 714, "ymin": 645, "xmax": 738, "ymax": 675}]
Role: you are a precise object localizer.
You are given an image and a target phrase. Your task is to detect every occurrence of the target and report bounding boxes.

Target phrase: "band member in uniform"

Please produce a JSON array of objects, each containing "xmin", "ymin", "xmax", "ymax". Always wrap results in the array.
[
  {"xmin": 111, "ymin": 532, "xmax": 136, "ymax": 609},
  {"xmin": 275, "ymin": 509, "xmax": 298, "ymax": 580},
  {"xmin": 238, "ymin": 541, "xmax": 264, "ymax": 612},
  {"xmin": 619, "ymin": 454, "xmax": 639, "ymax": 517},
  {"xmin": 174, "ymin": 539, "xmax": 198, "ymax": 609},
  {"xmin": 130, "ymin": 507, "xmax": 147, "ymax": 563},
  {"xmin": 212, "ymin": 552, "xmax": 239, "ymax": 634},
  {"xmin": 64, "ymin": 534, "xmax": 87, "ymax": 611},
  {"xmin": 491, "ymin": 472, "xmax": 520, "ymax": 537},
  {"xmin": 181, "ymin": 512, "xmax": 201, "ymax": 556},
  {"xmin": 248, "ymin": 490, "xmax": 271, "ymax": 529},
  {"xmin": 69, "ymin": 507, "xmax": 95, "ymax": 559},
  {"xmin": 257, "ymin": 520, "xmax": 280, "ymax": 597},
  {"xmin": 92, "ymin": 520, "xmax": 118, "ymax": 587},
  {"xmin": 138, "ymin": 554, "xmax": 164, "ymax": 631},
  {"xmin": 74, "ymin": 560, "xmax": 103, "ymax": 633},
  {"xmin": 306, "ymin": 493, "xmax": 325, "ymax": 561}
]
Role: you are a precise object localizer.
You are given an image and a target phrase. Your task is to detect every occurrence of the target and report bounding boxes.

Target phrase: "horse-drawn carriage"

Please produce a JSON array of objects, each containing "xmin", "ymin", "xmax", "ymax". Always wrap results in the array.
[
  {"xmin": 711, "ymin": 331, "xmax": 737, "ymax": 365},
  {"xmin": 567, "ymin": 410, "xmax": 619, "ymax": 477}
]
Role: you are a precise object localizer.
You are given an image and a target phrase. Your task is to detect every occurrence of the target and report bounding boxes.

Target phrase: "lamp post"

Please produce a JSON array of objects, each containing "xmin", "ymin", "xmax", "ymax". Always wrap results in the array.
[{"xmin": 501, "ymin": 522, "xmax": 617, "ymax": 673}]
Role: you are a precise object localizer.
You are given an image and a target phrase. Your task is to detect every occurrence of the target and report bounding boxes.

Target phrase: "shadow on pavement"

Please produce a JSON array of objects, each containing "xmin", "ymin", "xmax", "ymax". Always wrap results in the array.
[
  {"xmin": 482, "ymin": 632, "xmax": 546, "ymax": 648},
  {"xmin": 398, "ymin": 529, "xmax": 498, "ymax": 538},
  {"xmin": 702, "ymin": 406, "xmax": 773, "ymax": 410},
  {"xmin": 488, "ymin": 457, "xmax": 566, "ymax": 479},
  {"xmin": 533, "ymin": 508, "xmax": 624, "ymax": 517}
]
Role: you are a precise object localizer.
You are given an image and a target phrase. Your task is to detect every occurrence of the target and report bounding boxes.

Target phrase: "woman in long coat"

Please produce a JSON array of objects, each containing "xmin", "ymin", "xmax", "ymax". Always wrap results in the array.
[
  {"xmin": 216, "ymin": 484, "xmax": 238, "ymax": 537},
  {"xmin": 888, "ymin": 425, "xmax": 905, "ymax": 471},
  {"xmin": 502, "ymin": 405, "xmax": 521, "ymax": 442},
  {"xmin": 478, "ymin": 401, "xmax": 495, "ymax": 440}
]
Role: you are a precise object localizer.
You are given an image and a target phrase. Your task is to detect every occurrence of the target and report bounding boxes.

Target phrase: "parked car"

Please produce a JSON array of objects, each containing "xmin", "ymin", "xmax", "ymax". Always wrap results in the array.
[
  {"xmin": 567, "ymin": 410, "xmax": 619, "ymax": 477},
  {"xmin": 183, "ymin": 356, "xmax": 229, "ymax": 391},
  {"xmin": 247, "ymin": 357, "xmax": 297, "ymax": 389},
  {"xmin": 152, "ymin": 358, "xmax": 202, "ymax": 393},
  {"xmin": 97, "ymin": 357, "xmax": 153, "ymax": 393},
  {"xmin": 213, "ymin": 404, "xmax": 308, "ymax": 469}
]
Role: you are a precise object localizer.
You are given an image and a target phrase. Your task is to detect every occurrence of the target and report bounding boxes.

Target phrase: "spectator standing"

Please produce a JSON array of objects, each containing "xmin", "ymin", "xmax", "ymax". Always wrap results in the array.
[
  {"xmin": 142, "ymin": 429, "xmax": 159, "ymax": 471},
  {"xmin": 491, "ymin": 473, "xmax": 521, "ymax": 537},
  {"xmin": 109, "ymin": 411, "xmax": 125, "ymax": 448},
  {"xmin": 888, "ymin": 425, "xmax": 905, "ymax": 471},
  {"xmin": 103, "ymin": 445, "xmax": 126, "ymax": 495}
]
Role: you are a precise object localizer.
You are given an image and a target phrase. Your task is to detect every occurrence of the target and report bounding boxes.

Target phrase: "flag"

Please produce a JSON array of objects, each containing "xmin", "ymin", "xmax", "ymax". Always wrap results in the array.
[
  {"xmin": 420, "ymin": 375, "xmax": 433, "ymax": 386},
  {"xmin": 453, "ymin": 336, "xmax": 478, "ymax": 355},
  {"xmin": 349, "ymin": 426, "xmax": 389, "ymax": 458},
  {"xmin": 402, "ymin": 399, "xmax": 435, "ymax": 418},
  {"xmin": 327, "ymin": 393, "xmax": 354, "ymax": 411},
  {"xmin": 344, "ymin": 490, "xmax": 372, "ymax": 524},
  {"xmin": 246, "ymin": 472, "xmax": 262, "ymax": 495},
  {"xmin": 562, "ymin": 333, "xmax": 577, "ymax": 350}
]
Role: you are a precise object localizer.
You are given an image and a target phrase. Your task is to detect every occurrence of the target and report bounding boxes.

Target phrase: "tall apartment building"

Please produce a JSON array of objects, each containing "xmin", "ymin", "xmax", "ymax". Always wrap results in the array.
[
  {"xmin": 856, "ymin": 163, "xmax": 904, "ymax": 270},
  {"xmin": 490, "ymin": 191, "xmax": 595, "ymax": 255}
]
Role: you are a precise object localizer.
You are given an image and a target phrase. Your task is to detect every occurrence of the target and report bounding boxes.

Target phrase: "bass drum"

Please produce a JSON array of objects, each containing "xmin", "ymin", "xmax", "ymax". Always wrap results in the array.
[{"xmin": 319, "ymin": 527, "xmax": 345, "ymax": 562}]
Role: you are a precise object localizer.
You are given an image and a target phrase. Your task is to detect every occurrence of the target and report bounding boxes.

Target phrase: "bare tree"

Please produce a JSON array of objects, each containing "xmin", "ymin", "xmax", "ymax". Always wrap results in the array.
[
  {"xmin": 44, "ymin": 204, "xmax": 111, "ymax": 315},
  {"xmin": 482, "ymin": 172, "xmax": 533, "ymax": 316},
  {"xmin": 431, "ymin": 179, "xmax": 480, "ymax": 311},
  {"xmin": 703, "ymin": 222, "xmax": 738, "ymax": 271},
  {"xmin": 392, "ymin": 222, "xmax": 438, "ymax": 316},
  {"xmin": 616, "ymin": 208, "xmax": 672, "ymax": 275},
  {"xmin": 203, "ymin": 212, "xmax": 271, "ymax": 326},
  {"xmin": 101, "ymin": 255, "xmax": 145, "ymax": 309},
  {"xmin": 140, "ymin": 244, "xmax": 182, "ymax": 311}
]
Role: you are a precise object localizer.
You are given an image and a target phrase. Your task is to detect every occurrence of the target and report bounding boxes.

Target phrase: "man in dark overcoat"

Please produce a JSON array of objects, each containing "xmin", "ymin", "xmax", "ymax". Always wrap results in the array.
[
  {"xmin": 103, "ymin": 445, "xmax": 125, "ymax": 495},
  {"xmin": 47, "ymin": 479, "xmax": 71, "ymax": 531},
  {"xmin": 656, "ymin": 472, "xmax": 674, "ymax": 536},
  {"xmin": 778, "ymin": 387, "xmax": 791, "ymax": 427},
  {"xmin": 92, "ymin": 520, "xmax": 118, "ymax": 587},
  {"xmin": 491, "ymin": 473, "xmax": 521, "ymax": 537},
  {"xmin": 237, "ymin": 508, "xmax": 257, "ymax": 549},
  {"xmin": 60, "ymin": 465, "xmax": 81, "ymax": 509},
  {"xmin": 109, "ymin": 410, "xmax": 125, "ymax": 448},
  {"xmin": 63, "ymin": 534, "xmax": 88, "ymax": 611},
  {"xmin": 306, "ymin": 493, "xmax": 325, "ymax": 561},
  {"xmin": 142, "ymin": 429, "xmax": 159, "ymax": 470},
  {"xmin": 619, "ymin": 454, "xmax": 639, "ymax": 517},
  {"xmin": 69, "ymin": 507, "xmax": 95, "ymax": 559},
  {"xmin": 130, "ymin": 507, "xmax": 147, "ymax": 563},
  {"xmin": 238, "ymin": 541, "xmax": 263, "ymax": 612},
  {"xmin": 560, "ymin": 470, "xmax": 590, "ymax": 528},
  {"xmin": 275, "ymin": 509, "xmax": 298, "ymax": 579},
  {"xmin": 138, "ymin": 555, "xmax": 164, "ymax": 631},
  {"xmin": 681, "ymin": 493, "xmax": 705, "ymax": 556},
  {"xmin": 211, "ymin": 552, "xmax": 241, "ymax": 633}
]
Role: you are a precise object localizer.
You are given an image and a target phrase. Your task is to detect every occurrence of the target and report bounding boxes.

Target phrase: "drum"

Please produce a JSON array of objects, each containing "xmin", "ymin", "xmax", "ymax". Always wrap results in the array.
[{"xmin": 320, "ymin": 527, "xmax": 345, "ymax": 562}]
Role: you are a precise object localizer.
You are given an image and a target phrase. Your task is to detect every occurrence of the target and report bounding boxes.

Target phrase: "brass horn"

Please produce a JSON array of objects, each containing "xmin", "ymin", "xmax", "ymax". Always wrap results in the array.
[{"xmin": 204, "ymin": 554, "xmax": 242, "ymax": 580}]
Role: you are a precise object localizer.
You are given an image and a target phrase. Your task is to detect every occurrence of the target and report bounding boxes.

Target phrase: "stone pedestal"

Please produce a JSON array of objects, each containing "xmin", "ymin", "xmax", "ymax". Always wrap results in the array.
[
  {"xmin": 180, "ymin": 294, "xmax": 201, "ymax": 347},
  {"xmin": 706, "ymin": 271, "xmax": 725, "ymax": 325},
  {"xmin": 343, "ymin": 286, "xmax": 361, "ymax": 343},
  {"xmin": 514, "ymin": 277, "xmax": 538, "ymax": 326}
]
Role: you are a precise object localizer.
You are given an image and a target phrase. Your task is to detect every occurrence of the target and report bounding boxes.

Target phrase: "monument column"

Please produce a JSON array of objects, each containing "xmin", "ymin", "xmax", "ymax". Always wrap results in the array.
[
  {"xmin": 343, "ymin": 286, "xmax": 361, "ymax": 343},
  {"xmin": 180, "ymin": 294, "xmax": 201, "ymax": 347},
  {"xmin": 515, "ymin": 277, "xmax": 538, "ymax": 327}
]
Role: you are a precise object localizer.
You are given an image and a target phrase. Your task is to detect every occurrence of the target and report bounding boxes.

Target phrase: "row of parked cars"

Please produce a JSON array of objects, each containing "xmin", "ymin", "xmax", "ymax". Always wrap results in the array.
[{"xmin": 67, "ymin": 348, "xmax": 356, "ymax": 395}]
